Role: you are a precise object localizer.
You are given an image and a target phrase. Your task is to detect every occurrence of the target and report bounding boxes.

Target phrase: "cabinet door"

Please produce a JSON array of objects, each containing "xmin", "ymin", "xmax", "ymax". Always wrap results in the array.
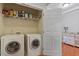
[
  {"xmin": 74, "ymin": 47, "xmax": 79, "ymax": 56},
  {"xmin": 74, "ymin": 35, "xmax": 79, "ymax": 56},
  {"xmin": 62, "ymin": 43, "xmax": 74, "ymax": 56},
  {"xmin": 43, "ymin": 33, "xmax": 54, "ymax": 56}
]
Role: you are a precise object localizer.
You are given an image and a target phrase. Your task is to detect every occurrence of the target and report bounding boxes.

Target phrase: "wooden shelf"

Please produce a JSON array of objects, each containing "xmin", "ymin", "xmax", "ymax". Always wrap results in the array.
[
  {"xmin": 2, "ymin": 3, "xmax": 42, "ymax": 21},
  {"xmin": 2, "ymin": 15, "xmax": 40, "ymax": 21}
]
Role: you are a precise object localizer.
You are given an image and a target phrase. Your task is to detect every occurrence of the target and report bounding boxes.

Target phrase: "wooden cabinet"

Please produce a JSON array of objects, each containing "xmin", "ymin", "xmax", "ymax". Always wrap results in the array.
[
  {"xmin": 62, "ymin": 43, "xmax": 74, "ymax": 56},
  {"xmin": 62, "ymin": 43, "xmax": 79, "ymax": 56},
  {"xmin": 62, "ymin": 33, "xmax": 79, "ymax": 56},
  {"xmin": 2, "ymin": 3, "xmax": 42, "ymax": 21},
  {"xmin": 74, "ymin": 47, "xmax": 79, "ymax": 56}
]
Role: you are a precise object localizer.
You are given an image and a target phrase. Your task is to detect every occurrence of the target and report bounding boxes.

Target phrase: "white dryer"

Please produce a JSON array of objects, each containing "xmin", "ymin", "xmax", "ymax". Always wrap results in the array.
[
  {"xmin": 1, "ymin": 34, "xmax": 24, "ymax": 56},
  {"xmin": 26, "ymin": 34, "xmax": 42, "ymax": 56}
]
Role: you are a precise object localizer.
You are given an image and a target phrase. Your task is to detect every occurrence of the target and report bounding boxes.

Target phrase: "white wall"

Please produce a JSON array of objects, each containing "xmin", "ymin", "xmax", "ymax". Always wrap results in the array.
[
  {"xmin": 0, "ymin": 3, "xmax": 3, "ymax": 54},
  {"xmin": 0, "ymin": 4, "xmax": 3, "ymax": 35},
  {"xmin": 2, "ymin": 17, "xmax": 39, "ymax": 34},
  {"xmin": 62, "ymin": 9, "xmax": 79, "ymax": 33}
]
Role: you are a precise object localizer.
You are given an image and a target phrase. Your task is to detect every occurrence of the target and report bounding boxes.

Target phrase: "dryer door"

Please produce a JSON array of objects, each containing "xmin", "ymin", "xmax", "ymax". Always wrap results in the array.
[
  {"xmin": 31, "ymin": 39, "xmax": 40, "ymax": 49},
  {"xmin": 5, "ymin": 41, "xmax": 20, "ymax": 54}
]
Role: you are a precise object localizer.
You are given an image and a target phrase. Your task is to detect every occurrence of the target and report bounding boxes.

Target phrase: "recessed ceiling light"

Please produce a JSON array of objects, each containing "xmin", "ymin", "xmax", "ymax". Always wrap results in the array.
[{"xmin": 62, "ymin": 3, "xmax": 71, "ymax": 8}]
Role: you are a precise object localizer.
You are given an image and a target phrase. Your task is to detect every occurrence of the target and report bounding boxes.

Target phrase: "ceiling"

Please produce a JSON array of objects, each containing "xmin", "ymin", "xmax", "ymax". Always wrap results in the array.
[
  {"xmin": 18, "ymin": 3, "xmax": 79, "ymax": 13},
  {"xmin": 17, "ymin": 3, "xmax": 49, "ymax": 11},
  {"xmin": 26, "ymin": 3, "xmax": 50, "ymax": 9},
  {"xmin": 62, "ymin": 3, "xmax": 79, "ymax": 14}
]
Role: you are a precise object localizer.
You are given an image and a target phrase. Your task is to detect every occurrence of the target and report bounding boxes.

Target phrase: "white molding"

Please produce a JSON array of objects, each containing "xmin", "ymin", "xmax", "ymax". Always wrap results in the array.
[
  {"xmin": 16, "ymin": 3, "xmax": 43, "ymax": 11},
  {"xmin": 63, "ymin": 5, "xmax": 79, "ymax": 14}
]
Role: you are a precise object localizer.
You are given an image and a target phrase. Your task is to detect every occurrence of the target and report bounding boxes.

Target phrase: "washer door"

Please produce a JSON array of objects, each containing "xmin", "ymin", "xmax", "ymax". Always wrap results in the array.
[
  {"xmin": 5, "ymin": 41, "xmax": 20, "ymax": 54},
  {"xmin": 31, "ymin": 39, "xmax": 40, "ymax": 49}
]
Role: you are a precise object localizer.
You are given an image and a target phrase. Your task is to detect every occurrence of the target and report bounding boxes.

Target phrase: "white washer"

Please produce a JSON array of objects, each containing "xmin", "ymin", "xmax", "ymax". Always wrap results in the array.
[
  {"xmin": 26, "ymin": 34, "xmax": 42, "ymax": 56},
  {"xmin": 1, "ymin": 34, "xmax": 24, "ymax": 56}
]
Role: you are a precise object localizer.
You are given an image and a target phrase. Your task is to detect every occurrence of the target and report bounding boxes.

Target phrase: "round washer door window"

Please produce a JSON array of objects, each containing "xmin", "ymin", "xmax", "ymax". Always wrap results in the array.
[
  {"xmin": 31, "ymin": 39, "xmax": 40, "ymax": 49},
  {"xmin": 5, "ymin": 41, "xmax": 20, "ymax": 54}
]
